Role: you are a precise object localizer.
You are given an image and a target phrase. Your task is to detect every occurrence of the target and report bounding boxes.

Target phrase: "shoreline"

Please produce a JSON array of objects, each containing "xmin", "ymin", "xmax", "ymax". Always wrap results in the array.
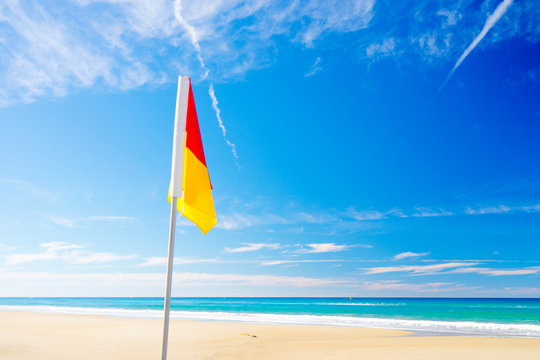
[
  {"xmin": 2, "ymin": 311, "xmax": 540, "ymax": 359},
  {"xmin": 1, "ymin": 305, "xmax": 540, "ymax": 338}
]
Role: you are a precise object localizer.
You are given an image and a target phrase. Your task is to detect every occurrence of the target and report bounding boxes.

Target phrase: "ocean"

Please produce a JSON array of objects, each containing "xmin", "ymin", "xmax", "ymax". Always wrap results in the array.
[{"xmin": 1, "ymin": 297, "xmax": 540, "ymax": 338}]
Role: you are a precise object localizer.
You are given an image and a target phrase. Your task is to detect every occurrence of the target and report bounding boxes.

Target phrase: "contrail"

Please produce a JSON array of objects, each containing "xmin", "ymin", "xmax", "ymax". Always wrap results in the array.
[
  {"xmin": 173, "ymin": 0, "xmax": 209, "ymax": 79},
  {"xmin": 439, "ymin": 0, "xmax": 513, "ymax": 91},
  {"xmin": 209, "ymin": 84, "xmax": 239, "ymax": 161},
  {"xmin": 173, "ymin": 0, "xmax": 238, "ymax": 163}
]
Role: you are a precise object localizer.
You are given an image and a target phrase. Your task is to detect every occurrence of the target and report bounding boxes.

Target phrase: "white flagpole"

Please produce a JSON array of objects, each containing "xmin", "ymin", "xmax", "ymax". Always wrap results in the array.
[
  {"xmin": 161, "ymin": 75, "xmax": 189, "ymax": 360},
  {"xmin": 161, "ymin": 196, "xmax": 177, "ymax": 360}
]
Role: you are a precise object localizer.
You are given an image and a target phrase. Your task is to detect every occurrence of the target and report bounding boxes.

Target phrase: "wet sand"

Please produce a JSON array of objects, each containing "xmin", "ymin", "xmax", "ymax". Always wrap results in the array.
[{"xmin": 1, "ymin": 311, "xmax": 540, "ymax": 359}]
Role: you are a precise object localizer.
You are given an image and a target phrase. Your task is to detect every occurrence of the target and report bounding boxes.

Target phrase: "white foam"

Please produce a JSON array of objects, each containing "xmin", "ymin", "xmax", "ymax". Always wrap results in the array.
[
  {"xmin": 1, "ymin": 305, "xmax": 539, "ymax": 338},
  {"xmin": 319, "ymin": 302, "xmax": 404, "ymax": 306}
]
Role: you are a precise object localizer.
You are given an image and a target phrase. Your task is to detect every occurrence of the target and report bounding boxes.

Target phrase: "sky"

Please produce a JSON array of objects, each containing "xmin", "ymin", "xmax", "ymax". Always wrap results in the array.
[{"xmin": 0, "ymin": 0, "xmax": 539, "ymax": 297}]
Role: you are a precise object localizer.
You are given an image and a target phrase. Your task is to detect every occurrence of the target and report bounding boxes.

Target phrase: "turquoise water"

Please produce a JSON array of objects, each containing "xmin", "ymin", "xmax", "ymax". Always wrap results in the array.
[{"xmin": 1, "ymin": 297, "xmax": 540, "ymax": 337}]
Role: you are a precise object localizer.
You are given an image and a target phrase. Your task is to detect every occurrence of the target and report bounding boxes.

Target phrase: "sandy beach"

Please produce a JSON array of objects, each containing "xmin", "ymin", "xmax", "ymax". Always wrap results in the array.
[{"xmin": 1, "ymin": 311, "xmax": 540, "ymax": 359}]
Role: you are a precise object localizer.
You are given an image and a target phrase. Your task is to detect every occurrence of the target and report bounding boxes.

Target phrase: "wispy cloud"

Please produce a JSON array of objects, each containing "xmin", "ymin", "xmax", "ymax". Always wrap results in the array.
[
  {"xmin": 3, "ymin": 242, "xmax": 137, "ymax": 265},
  {"xmin": 503, "ymin": 287, "xmax": 540, "ymax": 295},
  {"xmin": 466, "ymin": 204, "xmax": 540, "ymax": 215},
  {"xmin": 0, "ymin": 243, "xmax": 16, "ymax": 252},
  {"xmin": 361, "ymin": 280, "xmax": 476, "ymax": 293},
  {"xmin": 365, "ymin": 38, "xmax": 397, "ymax": 60},
  {"xmin": 177, "ymin": 272, "xmax": 350, "ymax": 287},
  {"xmin": 172, "ymin": 0, "xmax": 208, "ymax": 78},
  {"xmin": 44, "ymin": 214, "xmax": 135, "ymax": 228},
  {"xmin": 0, "ymin": 0, "xmax": 377, "ymax": 106},
  {"xmin": 448, "ymin": 266, "xmax": 540, "ymax": 276},
  {"xmin": 259, "ymin": 259, "xmax": 345, "ymax": 266},
  {"xmin": 345, "ymin": 208, "xmax": 387, "ymax": 221},
  {"xmin": 216, "ymin": 210, "xmax": 338, "ymax": 231},
  {"xmin": 346, "ymin": 206, "xmax": 452, "ymax": 220},
  {"xmin": 173, "ymin": 1, "xmax": 238, "ymax": 163},
  {"xmin": 215, "ymin": 198, "xmax": 540, "ymax": 234},
  {"xmin": 85, "ymin": 216, "xmax": 134, "ymax": 222},
  {"xmin": 304, "ymin": 57, "xmax": 322, "ymax": 77},
  {"xmin": 139, "ymin": 256, "xmax": 223, "ymax": 267},
  {"xmin": 299, "ymin": 243, "xmax": 352, "ymax": 254},
  {"xmin": 364, "ymin": 261, "xmax": 540, "ymax": 277},
  {"xmin": 1, "ymin": 0, "xmax": 536, "ymax": 107},
  {"xmin": 46, "ymin": 216, "xmax": 77, "ymax": 228},
  {"xmin": 0, "ymin": 270, "xmax": 350, "ymax": 288},
  {"xmin": 1, "ymin": 179, "xmax": 59, "ymax": 202},
  {"xmin": 439, "ymin": 0, "xmax": 514, "ymax": 90},
  {"xmin": 138, "ymin": 256, "xmax": 347, "ymax": 267},
  {"xmin": 465, "ymin": 205, "xmax": 511, "ymax": 215},
  {"xmin": 393, "ymin": 252, "xmax": 430, "ymax": 260},
  {"xmin": 437, "ymin": 9, "xmax": 461, "ymax": 28},
  {"xmin": 362, "ymin": 262, "xmax": 479, "ymax": 275},
  {"xmin": 224, "ymin": 243, "xmax": 281, "ymax": 253},
  {"xmin": 216, "ymin": 213, "xmax": 290, "ymax": 230},
  {"xmin": 0, "ymin": 0, "xmax": 160, "ymax": 106},
  {"xmin": 411, "ymin": 208, "xmax": 453, "ymax": 217}
]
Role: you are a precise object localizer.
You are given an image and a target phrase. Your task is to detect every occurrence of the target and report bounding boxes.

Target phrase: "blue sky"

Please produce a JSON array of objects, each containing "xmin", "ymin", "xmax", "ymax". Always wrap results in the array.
[{"xmin": 0, "ymin": 0, "xmax": 539, "ymax": 297}]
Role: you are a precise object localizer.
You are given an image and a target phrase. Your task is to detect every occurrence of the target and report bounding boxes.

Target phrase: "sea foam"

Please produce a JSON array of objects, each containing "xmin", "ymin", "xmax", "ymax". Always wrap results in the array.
[{"xmin": 1, "ymin": 305, "xmax": 540, "ymax": 338}]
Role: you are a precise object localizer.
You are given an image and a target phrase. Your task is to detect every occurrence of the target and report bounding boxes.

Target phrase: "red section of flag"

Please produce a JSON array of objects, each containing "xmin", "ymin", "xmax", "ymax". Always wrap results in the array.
[{"xmin": 185, "ymin": 81, "xmax": 207, "ymax": 167}]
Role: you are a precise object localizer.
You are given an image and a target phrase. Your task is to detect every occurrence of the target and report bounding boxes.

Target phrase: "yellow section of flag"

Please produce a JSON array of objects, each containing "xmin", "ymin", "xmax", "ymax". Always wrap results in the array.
[{"xmin": 168, "ymin": 76, "xmax": 216, "ymax": 234}]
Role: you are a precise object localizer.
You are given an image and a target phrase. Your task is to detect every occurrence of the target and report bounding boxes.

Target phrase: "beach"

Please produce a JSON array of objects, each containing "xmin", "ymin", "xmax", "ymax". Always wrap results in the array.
[{"xmin": 2, "ymin": 311, "xmax": 540, "ymax": 360}]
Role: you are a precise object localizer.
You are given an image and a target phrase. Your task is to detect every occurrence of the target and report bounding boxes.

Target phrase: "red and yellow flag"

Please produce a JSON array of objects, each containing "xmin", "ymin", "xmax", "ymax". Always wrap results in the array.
[{"xmin": 168, "ymin": 76, "xmax": 216, "ymax": 234}]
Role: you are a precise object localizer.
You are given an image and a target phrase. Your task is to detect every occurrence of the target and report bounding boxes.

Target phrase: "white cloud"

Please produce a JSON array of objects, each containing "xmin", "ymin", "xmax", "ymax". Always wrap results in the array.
[
  {"xmin": 437, "ymin": 9, "xmax": 460, "ymax": 27},
  {"xmin": 345, "ymin": 207, "xmax": 408, "ymax": 221},
  {"xmin": 393, "ymin": 251, "xmax": 430, "ymax": 260},
  {"xmin": 465, "ymin": 204, "xmax": 540, "ymax": 215},
  {"xmin": 259, "ymin": 259, "xmax": 346, "ymax": 266},
  {"xmin": 0, "ymin": 0, "xmax": 377, "ymax": 107},
  {"xmin": 1, "ymin": 178, "xmax": 59, "ymax": 202},
  {"xmin": 365, "ymin": 38, "xmax": 397, "ymax": 59},
  {"xmin": 216, "ymin": 213, "xmax": 290, "ymax": 230},
  {"xmin": 139, "ymin": 256, "xmax": 346, "ymax": 267},
  {"xmin": 1, "ymin": 0, "xmax": 537, "ymax": 107},
  {"xmin": 364, "ymin": 261, "xmax": 540, "ymax": 277},
  {"xmin": 411, "ymin": 208, "xmax": 453, "ymax": 217},
  {"xmin": 363, "ymin": 262, "xmax": 479, "ymax": 275},
  {"xmin": 172, "ymin": 1, "xmax": 238, "ymax": 162},
  {"xmin": 215, "ymin": 199, "xmax": 540, "ymax": 234},
  {"xmin": 44, "ymin": 214, "xmax": 135, "ymax": 228},
  {"xmin": 139, "ymin": 256, "xmax": 223, "ymax": 267},
  {"xmin": 361, "ymin": 280, "xmax": 475, "ymax": 293},
  {"xmin": 178, "ymin": 272, "xmax": 350, "ymax": 287},
  {"xmin": 522, "ymin": 204, "xmax": 540, "ymax": 213},
  {"xmin": 67, "ymin": 251, "xmax": 138, "ymax": 265},
  {"xmin": 291, "ymin": 0, "xmax": 376, "ymax": 46},
  {"xmin": 172, "ymin": 0, "xmax": 208, "ymax": 78},
  {"xmin": 300, "ymin": 243, "xmax": 352, "ymax": 254},
  {"xmin": 305, "ymin": 57, "xmax": 322, "ymax": 77},
  {"xmin": 345, "ymin": 208, "xmax": 386, "ymax": 221},
  {"xmin": 259, "ymin": 260, "xmax": 290, "ymax": 266},
  {"xmin": 0, "ymin": 243, "xmax": 15, "ymax": 252},
  {"xmin": 448, "ymin": 266, "xmax": 540, "ymax": 276},
  {"xmin": 3, "ymin": 242, "xmax": 137, "ymax": 265},
  {"xmin": 224, "ymin": 242, "xmax": 281, "ymax": 253},
  {"xmin": 503, "ymin": 287, "xmax": 540, "ymax": 295},
  {"xmin": 439, "ymin": 0, "xmax": 514, "ymax": 90},
  {"xmin": 465, "ymin": 205, "xmax": 512, "ymax": 215},
  {"xmin": 216, "ymin": 210, "xmax": 337, "ymax": 230},
  {"xmin": 46, "ymin": 216, "xmax": 78, "ymax": 228},
  {"xmin": 0, "ymin": 270, "xmax": 350, "ymax": 288},
  {"xmin": 84, "ymin": 216, "xmax": 135, "ymax": 222},
  {"xmin": 0, "ymin": 0, "xmax": 159, "ymax": 106}
]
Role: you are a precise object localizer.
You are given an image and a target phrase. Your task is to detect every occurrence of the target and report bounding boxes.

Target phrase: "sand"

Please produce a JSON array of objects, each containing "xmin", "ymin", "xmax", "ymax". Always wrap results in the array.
[{"xmin": 1, "ymin": 311, "xmax": 540, "ymax": 359}]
